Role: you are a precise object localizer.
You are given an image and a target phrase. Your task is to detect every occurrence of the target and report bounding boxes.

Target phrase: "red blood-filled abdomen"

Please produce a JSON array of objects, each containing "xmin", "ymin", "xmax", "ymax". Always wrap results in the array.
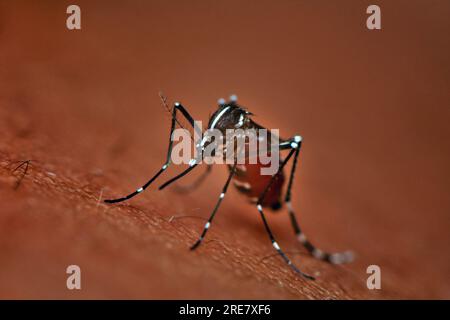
[{"xmin": 231, "ymin": 163, "xmax": 285, "ymax": 210}]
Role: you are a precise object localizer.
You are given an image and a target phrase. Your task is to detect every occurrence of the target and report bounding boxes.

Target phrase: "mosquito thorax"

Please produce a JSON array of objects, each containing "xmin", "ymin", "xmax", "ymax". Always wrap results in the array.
[{"xmin": 207, "ymin": 103, "xmax": 251, "ymax": 132}]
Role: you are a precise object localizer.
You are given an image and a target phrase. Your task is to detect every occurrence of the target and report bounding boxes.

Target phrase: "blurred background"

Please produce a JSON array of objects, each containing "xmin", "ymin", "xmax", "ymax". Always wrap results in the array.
[{"xmin": 0, "ymin": 0, "xmax": 449, "ymax": 299}]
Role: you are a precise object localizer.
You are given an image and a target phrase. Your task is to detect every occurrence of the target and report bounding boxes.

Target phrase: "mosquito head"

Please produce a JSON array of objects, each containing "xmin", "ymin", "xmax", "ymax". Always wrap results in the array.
[
  {"xmin": 217, "ymin": 94, "xmax": 239, "ymax": 107},
  {"xmin": 210, "ymin": 95, "xmax": 252, "ymax": 131}
]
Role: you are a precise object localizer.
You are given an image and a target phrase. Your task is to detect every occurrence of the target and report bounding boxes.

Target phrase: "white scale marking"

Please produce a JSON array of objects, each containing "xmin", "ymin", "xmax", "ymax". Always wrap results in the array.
[
  {"xmin": 137, "ymin": 187, "xmax": 143, "ymax": 193},
  {"xmin": 273, "ymin": 242, "xmax": 281, "ymax": 250},
  {"xmin": 286, "ymin": 201, "xmax": 293, "ymax": 211},
  {"xmin": 235, "ymin": 114, "xmax": 245, "ymax": 128},
  {"xmin": 313, "ymin": 249, "xmax": 325, "ymax": 259},
  {"xmin": 210, "ymin": 106, "xmax": 231, "ymax": 129},
  {"xmin": 233, "ymin": 180, "xmax": 251, "ymax": 190},
  {"xmin": 297, "ymin": 233, "xmax": 307, "ymax": 243},
  {"xmin": 330, "ymin": 253, "xmax": 347, "ymax": 264}
]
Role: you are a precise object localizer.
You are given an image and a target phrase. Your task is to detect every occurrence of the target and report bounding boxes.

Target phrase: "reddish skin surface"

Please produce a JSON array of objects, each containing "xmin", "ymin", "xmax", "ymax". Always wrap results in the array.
[{"xmin": 0, "ymin": 1, "xmax": 449, "ymax": 299}]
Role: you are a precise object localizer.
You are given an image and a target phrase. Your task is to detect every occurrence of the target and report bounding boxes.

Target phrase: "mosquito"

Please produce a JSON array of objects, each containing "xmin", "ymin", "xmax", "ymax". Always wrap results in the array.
[{"xmin": 104, "ymin": 94, "xmax": 353, "ymax": 279}]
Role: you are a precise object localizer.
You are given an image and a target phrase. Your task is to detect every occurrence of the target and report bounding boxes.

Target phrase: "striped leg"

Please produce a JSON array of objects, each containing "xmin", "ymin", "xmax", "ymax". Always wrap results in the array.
[
  {"xmin": 104, "ymin": 102, "xmax": 198, "ymax": 203},
  {"xmin": 284, "ymin": 136, "xmax": 354, "ymax": 264},
  {"xmin": 158, "ymin": 160, "xmax": 199, "ymax": 190},
  {"xmin": 257, "ymin": 145, "xmax": 315, "ymax": 280},
  {"xmin": 190, "ymin": 163, "xmax": 237, "ymax": 250},
  {"xmin": 172, "ymin": 165, "xmax": 212, "ymax": 193}
]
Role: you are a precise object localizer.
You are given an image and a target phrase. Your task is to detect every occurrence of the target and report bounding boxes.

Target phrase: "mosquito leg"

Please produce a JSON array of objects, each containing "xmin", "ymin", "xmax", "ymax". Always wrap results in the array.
[
  {"xmin": 256, "ymin": 147, "xmax": 315, "ymax": 280},
  {"xmin": 172, "ymin": 165, "xmax": 212, "ymax": 194},
  {"xmin": 104, "ymin": 165, "xmax": 168, "ymax": 203},
  {"xmin": 190, "ymin": 163, "xmax": 237, "ymax": 250},
  {"xmin": 283, "ymin": 136, "xmax": 354, "ymax": 264},
  {"xmin": 158, "ymin": 160, "xmax": 199, "ymax": 190},
  {"xmin": 104, "ymin": 102, "xmax": 198, "ymax": 203}
]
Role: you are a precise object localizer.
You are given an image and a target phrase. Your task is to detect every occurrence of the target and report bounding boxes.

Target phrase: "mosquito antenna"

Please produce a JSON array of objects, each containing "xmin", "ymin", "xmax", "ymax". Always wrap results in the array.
[
  {"xmin": 158, "ymin": 91, "xmax": 172, "ymax": 115},
  {"xmin": 159, "ymin": 92, "xmax": 197, "ymax": 145},
  {"xmin": 159, "ymin": 92, "xmax": 187, "ymax": 131}
]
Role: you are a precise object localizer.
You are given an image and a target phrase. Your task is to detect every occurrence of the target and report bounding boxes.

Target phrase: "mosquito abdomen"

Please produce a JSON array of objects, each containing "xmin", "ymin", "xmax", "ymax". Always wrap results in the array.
[{"xmin": 230, "ymin": 163, "xmax": 285, "ymax": 210}]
